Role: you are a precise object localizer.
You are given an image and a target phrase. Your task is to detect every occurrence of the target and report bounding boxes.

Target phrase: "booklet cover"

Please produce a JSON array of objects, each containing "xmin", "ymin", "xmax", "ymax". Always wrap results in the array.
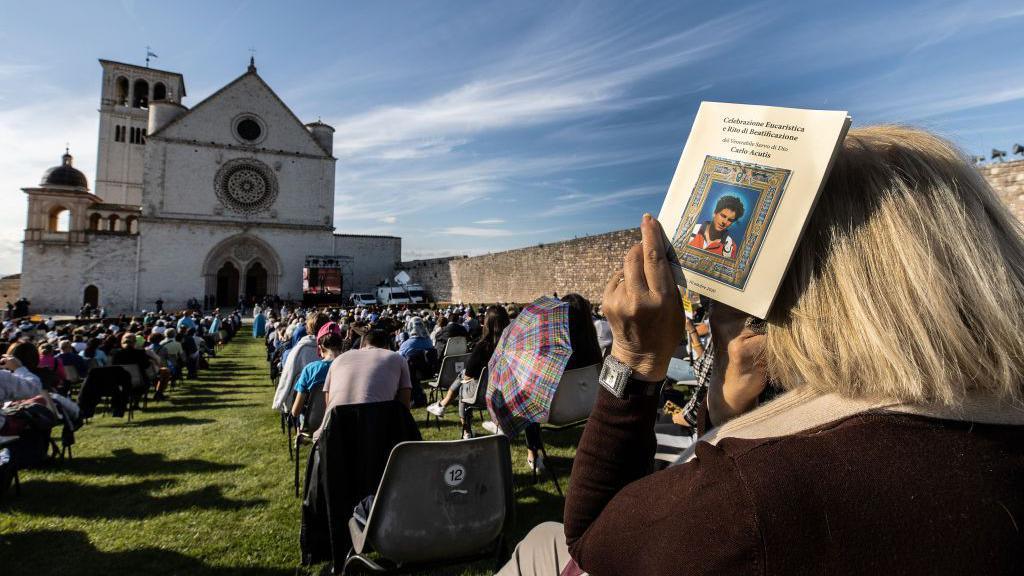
[{"xmin": 657, "ymin": 102, "xmax": 851, "ymax": 318}]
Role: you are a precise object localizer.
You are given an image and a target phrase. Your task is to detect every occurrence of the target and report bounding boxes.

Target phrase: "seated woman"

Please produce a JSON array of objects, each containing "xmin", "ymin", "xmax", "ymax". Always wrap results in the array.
[
  {"xmin": 397, "ymin": 317, "xmax": 435, "ymax": 359},
  {"xmin": 499, "ymin": 126, "xmax": 1024, "ymax": 576},
  {"xmin": 36, "ymin": 343, "xmax": 66, "ymax": 391},
  {"xmin": 0, "ymin": 342, "xmax": 43, "ymax": 405},
  {"xmin": 290, "ymin": 322, "xmax": 344, "ymax": 430},
  {"xmin": 426, "ymin": 305, "xmax": 510, "ymax": 438},
  {"xmin": 522, "ymin": 293, "xmax": 603, "ymax": 471}
]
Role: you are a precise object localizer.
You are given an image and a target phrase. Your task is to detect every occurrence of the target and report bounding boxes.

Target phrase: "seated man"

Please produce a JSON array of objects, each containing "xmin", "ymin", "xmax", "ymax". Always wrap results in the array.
[{"xmin": 316, "ymin": 329, "xmax": 411, "ymax": 440}]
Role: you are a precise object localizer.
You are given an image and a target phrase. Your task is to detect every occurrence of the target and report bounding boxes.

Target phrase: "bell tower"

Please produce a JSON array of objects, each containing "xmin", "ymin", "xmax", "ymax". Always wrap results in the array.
[{"xmin": 94, "ymin": 59, "xmax": 186, "ymax": 206}]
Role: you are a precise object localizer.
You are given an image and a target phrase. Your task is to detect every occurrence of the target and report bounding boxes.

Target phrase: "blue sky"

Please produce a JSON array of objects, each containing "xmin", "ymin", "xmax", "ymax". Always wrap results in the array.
[{"xmin": 2, "ymin": 0, "xmax": 1023, "ymax": 274}]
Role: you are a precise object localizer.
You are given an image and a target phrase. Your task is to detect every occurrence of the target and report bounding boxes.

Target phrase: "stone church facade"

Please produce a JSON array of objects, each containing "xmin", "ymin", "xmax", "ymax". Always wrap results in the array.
[{"xmin": 20, "ymin": 58, "xmax": 399, "ymax": 313}]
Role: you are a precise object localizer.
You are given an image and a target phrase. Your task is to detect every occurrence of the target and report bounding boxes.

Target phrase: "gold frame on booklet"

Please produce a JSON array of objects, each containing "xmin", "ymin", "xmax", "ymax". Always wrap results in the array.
[{"xmin": 670, "ymin": 155, "xmax": 791, "ymax": 291}]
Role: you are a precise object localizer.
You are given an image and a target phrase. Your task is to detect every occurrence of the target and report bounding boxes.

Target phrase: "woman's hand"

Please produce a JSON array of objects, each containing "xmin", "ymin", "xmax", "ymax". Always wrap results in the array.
[
  {"xmin": 707, "ymin": 303, "xmax": 768, "ymax": 425},
  {"xmin": 603, "ymin": 214, "xmax": 684, "ymax": 381}
]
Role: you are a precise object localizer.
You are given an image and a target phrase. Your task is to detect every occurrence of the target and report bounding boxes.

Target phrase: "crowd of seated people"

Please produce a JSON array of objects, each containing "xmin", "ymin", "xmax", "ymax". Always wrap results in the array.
[
  {"xmin": 264, "ymin": 296, "xmax": 657, "ymax": 476},
  {"xmin": 0, "ymin": 308, "xmax": 241, "ymax": 495}
]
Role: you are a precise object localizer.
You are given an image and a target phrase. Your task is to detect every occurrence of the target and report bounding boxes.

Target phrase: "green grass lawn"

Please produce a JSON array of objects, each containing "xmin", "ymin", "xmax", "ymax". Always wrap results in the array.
[{"xmin": 0, "ymin": 332, "xmax": 582, "ymax": 575}]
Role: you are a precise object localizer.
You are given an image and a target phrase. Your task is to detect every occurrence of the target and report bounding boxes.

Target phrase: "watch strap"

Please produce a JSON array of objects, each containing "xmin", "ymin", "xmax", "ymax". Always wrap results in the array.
[{"xmin": 623, "ymin": 376, "xmax": 664, "ymax": 398}]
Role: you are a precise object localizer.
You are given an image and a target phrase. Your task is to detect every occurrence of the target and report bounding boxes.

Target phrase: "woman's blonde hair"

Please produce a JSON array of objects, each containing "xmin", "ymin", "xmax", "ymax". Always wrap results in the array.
[{"xmin": 766, "ymin": 125, "xmax": 1024, "ymax": 406}]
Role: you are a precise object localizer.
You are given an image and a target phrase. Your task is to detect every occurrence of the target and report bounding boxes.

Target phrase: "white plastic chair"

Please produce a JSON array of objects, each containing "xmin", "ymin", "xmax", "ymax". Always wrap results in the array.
[{"xmin": 443, "ymin": 336, "xmax": 468, "ymax": 357}]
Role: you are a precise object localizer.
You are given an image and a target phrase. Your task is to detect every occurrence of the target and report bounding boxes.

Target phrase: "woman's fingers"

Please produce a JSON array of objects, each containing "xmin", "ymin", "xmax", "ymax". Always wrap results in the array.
[
  {"xmin": 622, "ymin": 244, "xmax": 648, "ymax": 294},
  {"xmin": 640, "ymin": 214, "xmax": 674, "ymax": 295},
  {"xmin": 603, "ymin": 269, "xmax": 624, "ymax": 302}
]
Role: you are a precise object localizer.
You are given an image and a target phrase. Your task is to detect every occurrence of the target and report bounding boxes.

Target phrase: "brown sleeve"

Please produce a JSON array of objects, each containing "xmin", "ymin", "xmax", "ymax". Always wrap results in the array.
[
  {"xmin": 565, "ymin": 388, "xmax": 660, "ymax": 540},
  {"xmin": 565, "ymin": 390, "xmax": 762, "ymax": 575}
]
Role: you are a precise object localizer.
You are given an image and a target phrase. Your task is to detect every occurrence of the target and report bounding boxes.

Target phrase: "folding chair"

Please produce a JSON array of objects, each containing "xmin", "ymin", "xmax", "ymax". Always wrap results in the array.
[
  {"xmin": 405, "ymin": 348, "xmax": 436, "ymax": 408},
  {"xmin": 534, "ymin": 363, "xmax": 601, "ymax": 495},
  {"xmin": 63, "ymin": 365, "xmax": 82, "ymax": 396},
  {"xmin": 293, "ymin": 387, "xmax": 327, "ymax": 497},
  {"xmin": 545, "ymin": 364, "xmax": 601, "ymax": 429},
  {"xmin": 119, "ymin": 364, "xmax": 149, "ymax": 412},
  {"xmin": 343, "ymin": 435, "xmax": 514, "ymax": 575},
  {"xmin": 442, "ymin": 336, "xmax": 468, "ymax": 357},
  {"xmin": 425, "ymin": 353, "xmax": 470, "ymax": 429},
  {"xmin": 459, "ymin": 366, "xmax": 489, "ymax": 432}
]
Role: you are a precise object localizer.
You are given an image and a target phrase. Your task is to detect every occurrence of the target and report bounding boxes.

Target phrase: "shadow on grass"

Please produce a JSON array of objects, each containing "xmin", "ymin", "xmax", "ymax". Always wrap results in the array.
[
  {"xmin": 0, "ymin": 530, "xmax": 291, "ymax": 576},
  {"xmin": 66, "ymin": 448, "xmax": 243, "ymax": 476},
  {"xmin": 4, "ymin": 479, "xmax": 265, "ymax": 519},
  {"xmin": 529, "ymin": 428, "xmax": 584, "ymax": 450},
  {"xmin": 144, "ymin": 400, "xmax": 258, "ymax": 414},
  {"xmin": 121, "ymin": 416, "xmax": 218, "ymax": 428},
  {"xmin": 169, "ymin": 387, "xmax": 248, "ymax": 397}
]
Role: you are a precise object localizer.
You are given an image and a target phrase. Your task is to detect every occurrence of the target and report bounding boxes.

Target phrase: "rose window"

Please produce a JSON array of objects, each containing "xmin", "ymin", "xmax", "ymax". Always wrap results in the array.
[{"xmin": 215, "ymin": 159, "xmax": 278, "ymax": 215}]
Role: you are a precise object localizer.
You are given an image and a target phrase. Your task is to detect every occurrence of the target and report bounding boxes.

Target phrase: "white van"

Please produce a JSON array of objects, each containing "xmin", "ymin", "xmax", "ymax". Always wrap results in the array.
[
  {"xmin": 404, "ymin": 283, "xmax": 427, "ymax": 304},
  {"xmin": 349, "ymin": 293, "xmax": 377, "ymax": 306},
  {"xmin": 376, "ymin": 286, "xmax": 411, "ymax": 305}
]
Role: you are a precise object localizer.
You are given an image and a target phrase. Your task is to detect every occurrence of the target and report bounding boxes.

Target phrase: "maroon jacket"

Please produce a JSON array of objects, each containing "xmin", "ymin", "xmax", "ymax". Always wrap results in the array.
[{"xmin": 565, "ymin": 390, "xmax": 1024, "ymax": 575}]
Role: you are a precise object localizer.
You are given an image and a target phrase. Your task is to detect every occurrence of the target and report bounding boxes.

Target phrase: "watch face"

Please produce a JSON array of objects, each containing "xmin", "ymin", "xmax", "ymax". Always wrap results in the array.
[{"xmin": 599, "ymin": 360, "xmax": 629, "ymax": 398}]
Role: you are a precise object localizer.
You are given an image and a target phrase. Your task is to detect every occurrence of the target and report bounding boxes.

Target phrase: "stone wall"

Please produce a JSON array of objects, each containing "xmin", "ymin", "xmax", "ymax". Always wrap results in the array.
[
  {"xmin": 21, "ymin": 234, "xmax": 140, "ymax": 314},
  {"xmin": 402, "ymin": 229, "xmax": 640, "ymax": 304},
  {"xmin": 400, "ymin": 257, "xmax": 465, "ymax": 302},
  {"xmin": 404, "ymin": 160, "xmax": 1024, "ymax": 304},
  {"xmin": 979, "ymin": 159, "xmax": 1024, "ymax": 222}
]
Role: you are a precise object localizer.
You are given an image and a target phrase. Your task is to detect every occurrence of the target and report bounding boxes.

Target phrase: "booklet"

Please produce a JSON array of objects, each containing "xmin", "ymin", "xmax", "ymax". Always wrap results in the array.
[{"xmin": 657, "ymin": 102, "xmax": 851, "ymax": 318}]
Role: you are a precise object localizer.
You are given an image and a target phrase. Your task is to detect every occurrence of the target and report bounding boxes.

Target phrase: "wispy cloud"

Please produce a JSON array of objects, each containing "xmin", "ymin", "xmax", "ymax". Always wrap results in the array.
[
  {"xmin": 0, "ymin": 63, "xmax": 46, "ymax": 77},
  {"xmin": 440, "ymin": 226, "xmax": 524, "ymax": 238},
  {"xmin": 541, "ymin": 186, "xmax": 665, "ymax": 217},
  {"xmin": 473, "ymin": 218, "xmax": 505, "ymax": 225},
  {"xmin": 328, "ymin": 5, "xmax": 770, "ymax": 162}
]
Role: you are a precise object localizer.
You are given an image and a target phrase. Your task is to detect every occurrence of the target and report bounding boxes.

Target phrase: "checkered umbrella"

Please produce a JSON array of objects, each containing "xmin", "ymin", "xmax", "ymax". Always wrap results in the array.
[{"xmin": 486, "ymin": 295, "xmax": 572, "ymax": 436}]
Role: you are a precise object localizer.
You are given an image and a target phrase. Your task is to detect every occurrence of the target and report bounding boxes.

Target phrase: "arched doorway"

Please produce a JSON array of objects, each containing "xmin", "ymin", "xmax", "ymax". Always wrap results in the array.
[
  {"xmin": 203, "ymin": 234, "xmax": 283, "ymax": 306},
  {"xmin": 216, "ymin": 262, "xmax": 240, "ymax": 307},
  {"xmin": 246, "ymin": 262, "xmax": 268, "ymax": 300},
  {"xmin": 83, "ymin": 285, "xmax": 99, "ymax": 307}
]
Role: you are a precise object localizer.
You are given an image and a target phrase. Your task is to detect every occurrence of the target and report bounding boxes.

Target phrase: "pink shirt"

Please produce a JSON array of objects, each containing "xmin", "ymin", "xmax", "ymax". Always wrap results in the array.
[{"xmin": 320, "ymin": 347, "xmax": 411, "ymax": 435}]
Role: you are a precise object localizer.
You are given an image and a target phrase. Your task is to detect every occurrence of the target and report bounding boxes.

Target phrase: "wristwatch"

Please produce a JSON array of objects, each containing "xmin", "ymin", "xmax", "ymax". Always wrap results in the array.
[{"xmin": 599, "ymin": 354, "xmax": 666, "ymax": 399}]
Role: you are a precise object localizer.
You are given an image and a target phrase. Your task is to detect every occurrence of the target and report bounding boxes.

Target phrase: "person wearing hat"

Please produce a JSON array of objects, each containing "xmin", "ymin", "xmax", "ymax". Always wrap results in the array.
[{"xmin": 290, "ymin": 322, "xmax": 345, "ymax": 422}]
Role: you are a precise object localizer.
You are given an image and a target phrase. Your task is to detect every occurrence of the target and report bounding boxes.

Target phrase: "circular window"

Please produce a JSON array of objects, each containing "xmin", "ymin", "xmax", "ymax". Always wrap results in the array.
[
  {"xmin": 214, "ymin": 159, "xmax": 278, "ymax": 215},
  {"xmin": 236, "ymin": 118, "xmax": 262, "ymax": 141},
  {"xmin": 232, "ymin": 114, "xmax": 266, "ymax": 144},
  {"xmin": 227, "ymin": 167, "xmax": 267, "ymax": 205}
]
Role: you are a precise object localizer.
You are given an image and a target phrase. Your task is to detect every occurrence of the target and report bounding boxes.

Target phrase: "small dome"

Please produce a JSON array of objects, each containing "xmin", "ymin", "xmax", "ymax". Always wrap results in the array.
[{"xmin": 40, "ymin": 150, "xmax": 88, "ymax": 190}]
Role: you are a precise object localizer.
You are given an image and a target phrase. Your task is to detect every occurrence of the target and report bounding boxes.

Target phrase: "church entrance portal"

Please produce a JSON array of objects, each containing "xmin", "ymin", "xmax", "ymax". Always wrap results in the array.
[
  {"xmin": 216, "ymin": 262, "xmax": 240, "ymax": 307},
  {"xmin": 83, "ymin": 285, "xmax": 99, "ymax": 308},
  {"xmin": 203, "ymin": 234, "xmax": 283, "ymax": 309},
  {"xmin": 246, "ymin": 262, "xmax": 268, "ymax": 300}
]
